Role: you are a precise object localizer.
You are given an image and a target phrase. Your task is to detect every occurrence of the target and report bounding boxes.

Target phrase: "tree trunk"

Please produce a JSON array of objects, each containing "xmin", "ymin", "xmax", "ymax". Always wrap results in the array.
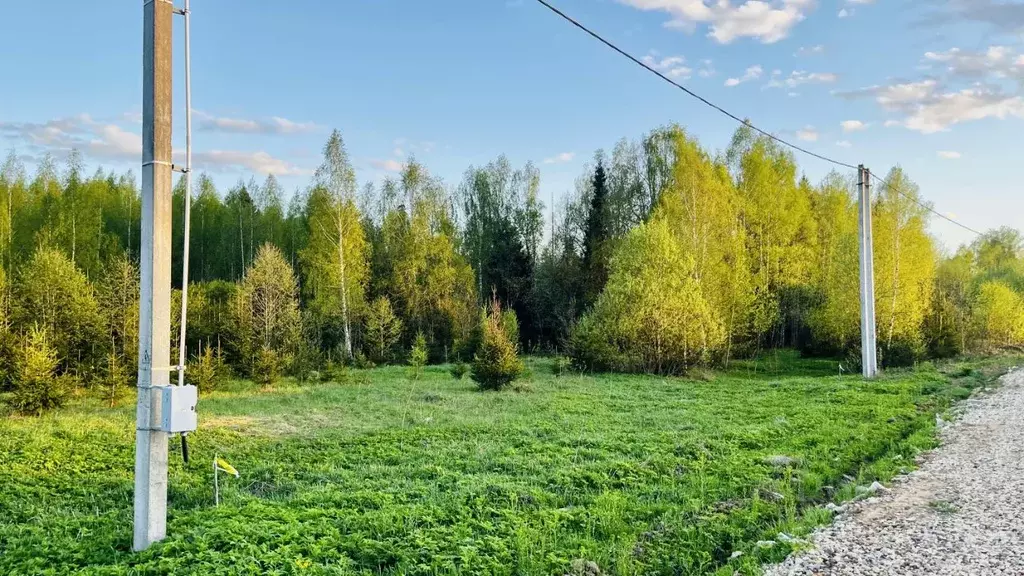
[{"xmin": 337, "ymin": 209, "xmax": 352, "ymax": 359}]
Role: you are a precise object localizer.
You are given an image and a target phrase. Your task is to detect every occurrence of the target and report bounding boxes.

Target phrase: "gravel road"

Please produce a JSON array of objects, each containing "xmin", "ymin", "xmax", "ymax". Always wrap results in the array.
[{"xmin": 765, "ymin": 368, "xmax": 1024, "ymax": 576}]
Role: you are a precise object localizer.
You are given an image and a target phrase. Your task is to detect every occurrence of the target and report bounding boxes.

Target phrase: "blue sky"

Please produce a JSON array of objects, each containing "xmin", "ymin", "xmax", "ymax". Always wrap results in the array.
[{"xmin": 2, "ymin": 0, "xmax": 1023, "ymax": 250}]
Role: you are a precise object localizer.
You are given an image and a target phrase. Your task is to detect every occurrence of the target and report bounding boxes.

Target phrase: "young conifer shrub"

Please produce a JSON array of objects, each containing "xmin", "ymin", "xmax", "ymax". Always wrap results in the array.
[
  {"xmin": 252, "ymin": 346, "xmax": 281, "ymax": 389},
  {"xmin": 11, "ymin": 326, "xmax": 73, "ymax": 415},
  {"xmin": 471, "ymin": 298, "xmax": 524, "ymax": 391},
  {"xmin": 408, "ymin": 331, "xmax": 428, "ymax": 380}
]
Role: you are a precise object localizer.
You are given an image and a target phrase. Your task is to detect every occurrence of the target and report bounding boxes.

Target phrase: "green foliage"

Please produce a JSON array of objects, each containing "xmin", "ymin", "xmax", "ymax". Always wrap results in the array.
[
  {"xmin": 233, "ymin": 244, "xmax": 301, "ymax": 376},
  {"xmin": 363, "ymin": 296, "xmax": 403, "ymax": 363},
  {"xmin": 552, "ymin": 355, "xmax": 571, "ymax": 377},
  {"xmin": 408, "ymin": 331, "xmax": 428, "ymax": 379},
  {"xmin": 471, "ymin": 299, "xmax": 524, "ymax": 390},
  {"xmin": 252, "ymin": 347, "xmax": 281, "ymax": 389},
  {"xmin": 9, "ymin": 326, "xmax": 72, "ymax": 415},
  {"xmin": 570, "ymin": 218, "xmax": 725, "ymax": 374},
  {"xmin": 974, "ymin": 280, "xmax": 1024, "ymax": 348},
  {"xmin": 581, "ymin": 159, "xmax": 611, "ymax": 311},
  {"xmin": 188, "ymin": 342, "xmax": 229, "ymax": 394},
  {"xmin": 99, "ymin": 349, "xmax": 132, "ymax": 408},
  {"xmin": 300, "ymin": 131, "xmax": 370, "ymax": 357},
  {"xmin": 0, "ymin": 354, "xmax": 1015, "ymax": 575},
  {"xmin": 13, "ymin": 247, "xmax": 106, "ymax": 376},
  {"xmin": 449, "ymin": 361, "xmax": 469, "ymax": 380},
  {"xmin": 873, "ymin": 167, "xmax": 937, "ymax": 354},
  {"xmin": 353, "ymin": 351, "xmax": 376, "ymax": 370},
  {"xmin": 373, "ymin": 162, "xmax": 478, "ymax": 355},
  {"xmin": 96, "ymin": 255, "xmax": 139, "ymax": 364}
]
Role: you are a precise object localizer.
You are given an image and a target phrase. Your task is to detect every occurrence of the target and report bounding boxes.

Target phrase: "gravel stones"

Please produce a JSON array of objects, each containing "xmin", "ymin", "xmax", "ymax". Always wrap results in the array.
[{"xmin": 765, "ymin": 369, "xmax": 1024, "ymax": 576}]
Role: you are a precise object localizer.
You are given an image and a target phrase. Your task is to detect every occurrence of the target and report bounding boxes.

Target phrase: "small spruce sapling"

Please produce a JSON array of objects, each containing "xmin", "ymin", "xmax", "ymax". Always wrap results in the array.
[
  {"xmin": 471, "ymin": 298, "xmax": 524, "ymax": 391},
  {"xmin": 408, "ymin": 331, "xmax": 428, "ymax": 380}
]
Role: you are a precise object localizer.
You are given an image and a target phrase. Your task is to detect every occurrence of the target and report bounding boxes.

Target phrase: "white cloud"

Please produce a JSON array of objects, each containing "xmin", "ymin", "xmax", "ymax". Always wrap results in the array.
[
  {"xmin": 617, "ymin": 0, "xmax": 814, "ymax": 44},
  {"xmin": 725, "ymin": 64, "xmax": 763, "ymax": 87},
  {"xmin": 795, "ymin": 44, "xmax": 825, "ymax": 57},
  {"xmin": 836, "ymin": 140, "xmax": 852, "ymax": 148},
  {"xmin": 838, "ymin": 8, "xmax": 849, "ymax": 17},
  {"xmin": 937, "ymin": 150, "xmax": 962, "ymax": 159},
  {"xmin": 195, "ymin": 111, "xmax": 320, "ymax": 135},
  {"xmin": 543, "ymin": 152, "xmax": 576, "ymax": 164},
  {"xmin": 919, "ymin": 0, "xmax": 1024, "ymax": 34},
  {"xmin": 642, "ymin": 51, "xmax": 693, "ymax": 79},
  {"xmin": 796, "ymin": 126, "xmax": 818, "ymax": 141},
  {"xmin": 194, "ymin": 150, "xmax": 310, "ymax": 176},
  {"xmin": 392, "ymin": 137, "xmax": 437, "ymax": 156},
  {"xmin": 840, "ymin": 120, "xmax": 868, "ymax": 132},
  {"xmin": 0, "ymin": 115, "xmax": 141, "ymax": 163},
  {"xmin": 923, "ymin": 46, "xmax": 1024, "ymax": 80},
  {"xmin": 369, "ymin": 159, "xmax": 405, "ymax": 173},
  {"xmin": 698, "ymin": 59, "xmax": 716, "ymax": 77},
  {"xmin": 835, "ymin": 80, "xmax": 1024, "ymax": 133},
  {"xmin": 0, "ymin": 113, "xmax": 308, "ymax": 175},
  {"xmin": 766, "ymin": 70, "xmax": 838, "ymax": 88}
]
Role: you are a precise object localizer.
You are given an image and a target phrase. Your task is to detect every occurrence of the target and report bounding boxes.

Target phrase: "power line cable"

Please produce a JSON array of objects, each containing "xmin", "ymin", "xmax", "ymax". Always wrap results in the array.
[
  {"xmin": 533, "ymin": 0, "xmax": 986, "ymax": 237},
  {"xmin": 869, "ymin": 170, "xmax": 984, "ymax": 236},
  {"xmin": 533, "ymin": 0, "xmax": 858, "ymax": 171}
]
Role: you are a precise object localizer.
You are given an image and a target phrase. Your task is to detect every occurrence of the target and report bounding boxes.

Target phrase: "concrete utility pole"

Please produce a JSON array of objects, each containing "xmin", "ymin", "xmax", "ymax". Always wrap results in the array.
[
  {"xmin": 858, "ymin": 165, "xmax": 879, "ymax": 378},
  {"xmin": 135, "ymin": 0, "xmax": 173, "ymax": 551}
]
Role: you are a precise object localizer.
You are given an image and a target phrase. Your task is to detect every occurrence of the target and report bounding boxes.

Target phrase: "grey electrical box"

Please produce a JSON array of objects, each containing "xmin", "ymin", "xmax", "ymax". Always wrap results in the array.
[{"xmin": 160, "ymin": 385, "xmax": 198, "ymax": 433}]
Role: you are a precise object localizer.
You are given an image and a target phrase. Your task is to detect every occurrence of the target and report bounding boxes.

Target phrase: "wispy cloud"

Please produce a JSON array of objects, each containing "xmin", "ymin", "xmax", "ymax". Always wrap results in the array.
[
  {"xmin": 836, "ymin": 140, "xmax": 852, "ymax": 148},
  {"xmin": 0, "ymin": 113, "xmax": 309, "ymax": 176},
  {"xmin": 642, "ymin": 51, "xmax": 692, "ymax": 79},
  {"xmin": 725, "ymin": 65, "xmax": 763, "ymax": 87},
  {"xmin": 835, "ymin": 79, "xmax": 1024, "ymax": 133},
  {"xmin": 795, "ymin": 44, "xmax": 825, "ymax": 57},
  {"xmin": 796, "ymin": 126, "xmax": 818, "ymax": 141},
  {"xmin": 840, "ymin": 120, "xmax": 868, "ymax": 132},
  {"xmin": 766, "ymin": 70, "xmax": 838, "ymax": 89},
  {"xmin": 195, "ymin": 111, "xmax": 321, "ymax": 135},
  {"xmin": 369, "ymin": 159, "xmax": 405, "ymax": 172},
  {"xmin": 194, "ymin": 150, "xmax": 311, "ymax": 176},
  {"xmin": 937, "ymin": 150, "xmax": 962, "ymax": 159},
  {"xmin": 543, "ymin": 152, "xmax": 576, "ymax": 165},
  {"xmin": 617, "ymin": 0, "xmax": 815, "ymax": 44}
]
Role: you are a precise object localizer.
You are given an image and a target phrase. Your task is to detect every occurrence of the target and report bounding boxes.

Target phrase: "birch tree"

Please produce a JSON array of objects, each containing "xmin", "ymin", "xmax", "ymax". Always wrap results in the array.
[{"xmin": 300, "ymin": 130, "xmax": 369, "ymax": 359}]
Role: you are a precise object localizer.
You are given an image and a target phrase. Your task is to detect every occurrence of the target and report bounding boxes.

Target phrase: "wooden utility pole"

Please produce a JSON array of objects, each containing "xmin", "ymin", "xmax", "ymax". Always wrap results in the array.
[
  {"xmin": 135, "ymin": 0, "xmax": 173, "ymax": 551},
  {"xmin": 858, "ymin": 165, "xmax": 878, "ymax": 378}
]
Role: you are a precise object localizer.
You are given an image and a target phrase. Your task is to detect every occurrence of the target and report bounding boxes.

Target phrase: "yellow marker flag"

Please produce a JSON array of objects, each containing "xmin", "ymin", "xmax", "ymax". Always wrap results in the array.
[{"xmin": 215, "ymin": 457, "xmax": 239, "ymax": 477}]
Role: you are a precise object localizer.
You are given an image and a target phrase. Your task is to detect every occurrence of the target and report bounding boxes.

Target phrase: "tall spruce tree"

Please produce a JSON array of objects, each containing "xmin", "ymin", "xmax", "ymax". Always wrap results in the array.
[{"xmin": 581, "ymin": 158, "xmax": 611, "ymax": 311}]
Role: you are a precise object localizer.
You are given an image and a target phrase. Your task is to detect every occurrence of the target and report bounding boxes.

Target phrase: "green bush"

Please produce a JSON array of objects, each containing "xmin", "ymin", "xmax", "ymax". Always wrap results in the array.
[
  {"xmin": 364, "ymin": 296, "xmax": 403, "ymax": 363},
  {"xmin": 881, "ymin": 337, "xmax": 925, "ymax": 369},
  {"xmin": 552, "ymin": 355, "xmax": 571, "ymax": 377},
  {"xmin": 252, "ymin": 347, "xmax": 281, "ymax": 389},
  {"xmin": 188, "ymin": 343, "xmax": 229, "ymax": 394},
  {"xmin": 320, "ymin": 359, "xmax": 345, "ymax": 383},
  {"xmin": 289, "ymin": 342, "xmax": 322, "ymax": 383},
  {"xmin": 449, "ymin": 361, "xmax": 469, "ymax": 380},
  {"xmin": 471, "ymin": 299, "xmax": 523, "ymax": 391},
  {"xmin": 408, "ymin": 332, "xmax": 428, "ymax": 380},
  {"xmin": 353, "ymin": 351, "xmax": 376, "ymax": 370},
  {"xmin": 10, "ymin": 327, "xmax": 74, "ymax": 416},
  {"xmin": 100, "ymin": 350, "xmax": 132, "ymax": 408}
]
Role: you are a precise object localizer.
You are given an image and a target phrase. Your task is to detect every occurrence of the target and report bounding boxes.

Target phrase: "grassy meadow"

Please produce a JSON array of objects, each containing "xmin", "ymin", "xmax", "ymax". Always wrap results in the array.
[{"xmin": 0, "ymin": 352, "xmax": 1017, "ymax": 575}]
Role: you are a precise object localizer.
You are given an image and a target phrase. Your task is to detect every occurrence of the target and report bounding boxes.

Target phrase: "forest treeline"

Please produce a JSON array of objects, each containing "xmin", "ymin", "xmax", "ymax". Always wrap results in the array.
[{"xmin": 1, "ymin": 124, "xmax": 1023, "ymax": 411}]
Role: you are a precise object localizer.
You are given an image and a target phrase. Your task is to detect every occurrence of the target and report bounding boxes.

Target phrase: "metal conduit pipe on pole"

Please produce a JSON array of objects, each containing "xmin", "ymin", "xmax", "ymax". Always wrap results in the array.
[{"xmin": 175, "ymin": 0, "xmax": 193, "ymax": 464}]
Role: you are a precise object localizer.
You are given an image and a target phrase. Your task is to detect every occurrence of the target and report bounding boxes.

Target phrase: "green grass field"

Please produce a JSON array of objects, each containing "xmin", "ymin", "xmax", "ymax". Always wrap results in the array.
[{"xmin": 0, "ymin": 352, "xmax": 1016, "ymax": 575}]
